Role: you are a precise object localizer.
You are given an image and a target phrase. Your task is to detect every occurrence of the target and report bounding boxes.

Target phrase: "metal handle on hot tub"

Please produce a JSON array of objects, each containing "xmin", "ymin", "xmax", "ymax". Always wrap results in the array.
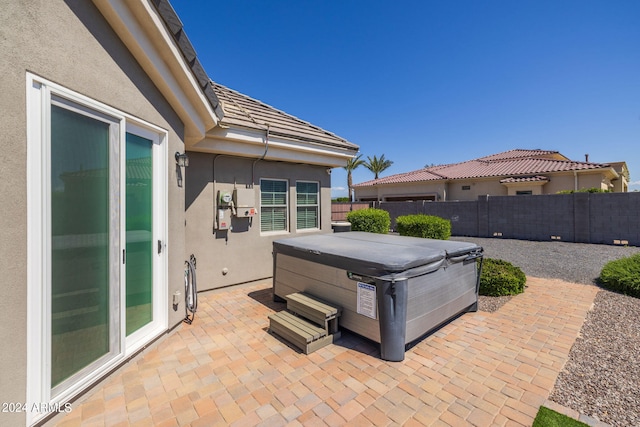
[{"xmin": 448, "ymin": 250, "xmax": 484, "ymax": 264}]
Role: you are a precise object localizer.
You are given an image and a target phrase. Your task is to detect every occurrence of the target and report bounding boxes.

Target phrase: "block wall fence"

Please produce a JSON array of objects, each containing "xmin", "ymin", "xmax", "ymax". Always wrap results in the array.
[{"xmin": 373, "ymin": 192, "xmax": 640, "ymax": 246}]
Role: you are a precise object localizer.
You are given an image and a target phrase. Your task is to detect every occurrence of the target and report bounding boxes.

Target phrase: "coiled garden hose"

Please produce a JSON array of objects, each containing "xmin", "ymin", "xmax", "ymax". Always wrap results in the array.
[{"xmin": 184, "ymin": 255, "xmax": 197, "ymax": 324}]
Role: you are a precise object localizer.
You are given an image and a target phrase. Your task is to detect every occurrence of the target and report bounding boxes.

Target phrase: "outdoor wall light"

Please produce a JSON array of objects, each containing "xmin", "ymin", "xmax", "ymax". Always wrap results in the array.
[{"xmin": 175, "ymin": 152, "xmax": 189, "ymax": 168}]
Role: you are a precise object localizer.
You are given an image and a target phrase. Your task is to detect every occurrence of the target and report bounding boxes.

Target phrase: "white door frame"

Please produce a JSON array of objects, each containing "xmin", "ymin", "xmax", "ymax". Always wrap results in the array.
[{"xmin": 26, "ymin": 73, "xmax": 168, "ymax": 426}]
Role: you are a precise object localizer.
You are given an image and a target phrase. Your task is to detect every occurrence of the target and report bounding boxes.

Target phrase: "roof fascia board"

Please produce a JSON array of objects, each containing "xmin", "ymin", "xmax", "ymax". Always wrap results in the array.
[
  {"xmin": 605, "ymin": 166, "xmax": 620, "ymax": 180},
  {"xmin": 206, "ymin": 125, "xmax": 357, "ymax": 151},
  {"xmin": 92, "ymin": 0, "xmax": 218, "ymax": 143},
  {"xmin": 190, "ymin": 134, "xmax": 354, "ymax": 168},
  {"xmin": 501, "ymin": 180, "xmax": 547, "ymax": 188}
]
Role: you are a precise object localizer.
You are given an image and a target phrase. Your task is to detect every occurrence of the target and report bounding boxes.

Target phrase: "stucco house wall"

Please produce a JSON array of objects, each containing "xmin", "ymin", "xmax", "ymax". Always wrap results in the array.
[
  {"xmin": 360, "ymin": 172, "xmax": 615, "ymax": 202},
  {"xmin": 446, "ymin": 179, "xmax": 507, "ymax": 200},
  {"xmin": 0, "ymin": 1, "xmax": 196, "ymax": 424},
  {"xmin": 185, "ymin": 154, "xmax": 333, "ymax": 290},
  {"xmin": 357, "ymin": 179, "xmax": 508, "ymax": 201},
  {"xmin": 543, "ymin": 171, "xmax": 613, "ymax": 194}
]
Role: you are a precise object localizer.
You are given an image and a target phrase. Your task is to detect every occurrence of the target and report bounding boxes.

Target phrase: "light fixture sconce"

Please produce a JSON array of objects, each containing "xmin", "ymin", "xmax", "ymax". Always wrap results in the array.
[{"xmin": 175, "ymin": 152, "xmax": 189, "ymax": 168}]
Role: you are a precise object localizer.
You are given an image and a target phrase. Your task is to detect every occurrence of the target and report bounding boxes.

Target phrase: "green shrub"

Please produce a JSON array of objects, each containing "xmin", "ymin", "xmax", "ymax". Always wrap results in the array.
[
  {"xmin": 346, "ymin": 208, "xmax": 390, "ymax": 234},
  {"xmin": 396, "ymin": 214, "xmax": 451, "ymax": 240},
  {"xmin": 479, "ymin": 258, "xmax": 526, "ymax": 297},
  {"xmin": 598, "ymin": 253, "xmax": 640, "ymax": 297},
  {"xmin": 557, "ymin": 187, "xmax": 609, "ymax": 194}
]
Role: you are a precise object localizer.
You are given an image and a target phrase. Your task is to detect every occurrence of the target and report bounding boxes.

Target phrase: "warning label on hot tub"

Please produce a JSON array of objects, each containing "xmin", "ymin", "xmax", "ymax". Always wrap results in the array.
[{"xmin": 357, "ymin": 282, "xmax": 377, "ymax": 319}]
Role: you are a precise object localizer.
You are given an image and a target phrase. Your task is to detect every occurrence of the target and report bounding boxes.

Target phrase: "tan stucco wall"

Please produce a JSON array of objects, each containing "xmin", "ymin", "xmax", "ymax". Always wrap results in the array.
[
  {"xmin": 185, "ymin": 153, "xmax": 333, "ymax": 291},
  {"xmin": 544, "ymin": 172, "xmax": 611, "ymax": 194},
  {"xmin": 355, "ymin": 179, "xmax": 507, "ymax": 201},
  {"xmin": 446, "ymin": 179, "xmax": 507, "ymax": 200},
  {"xmin": 354, "ymin": 181, "xmax": 447, "ymax": 201},
  {"xmin": 504, "ymin": 184, "xmax": 545, "ymax": 196},
  {"xmin": 354, "ymin": 170, "xmax": 619, "ymax": 203},
  {"xmin": 0, "ymin": 1, "xmax": 187, "ymax": 421}
]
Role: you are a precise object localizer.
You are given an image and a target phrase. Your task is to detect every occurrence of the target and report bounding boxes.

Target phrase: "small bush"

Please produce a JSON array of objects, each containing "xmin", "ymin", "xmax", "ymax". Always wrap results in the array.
[
  {"xmin": 346, "ymin": 208, "xmax": 390, "ymax": 234},
  {"xmin": 479, "ymin": 258, "xmax": 526, "ymax": 297},
  {"xmin": 557, "ymin": 187, "xmax": 609, "ymax": 194},
  {"xmin": 598, "ymin": 253, "xmax": 640, "ymax": 298},
  {"xmin": 396, "ymin": 214, "xmax": 451, "ymax": 240}
]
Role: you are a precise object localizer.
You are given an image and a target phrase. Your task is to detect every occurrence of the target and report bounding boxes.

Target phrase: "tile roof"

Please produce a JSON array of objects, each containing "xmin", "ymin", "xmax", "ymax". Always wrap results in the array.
[
  {"xmin": 499, "ymin": 175, "xmax": 549, "ymax": 184},
  {"xmin": 152, "ymin": 0, "xmax": 225, "ymax": 121},
  {"xmin": 355, "ymin": 149, "xmax": 611, "ymax": 187},
  {"xmin": 476, "ymin": 149, "xmax": 567, "ymax": 162},
  {"xmin": 212, "ymin": 82, "xmax": 358, "ymax": 151}
]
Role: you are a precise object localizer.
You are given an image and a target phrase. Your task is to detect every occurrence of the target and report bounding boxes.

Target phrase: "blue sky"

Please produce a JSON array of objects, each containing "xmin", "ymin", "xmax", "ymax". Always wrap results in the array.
[{"xmin": 172, "ymin": 0, "xmax": 640, "ymax": 197}]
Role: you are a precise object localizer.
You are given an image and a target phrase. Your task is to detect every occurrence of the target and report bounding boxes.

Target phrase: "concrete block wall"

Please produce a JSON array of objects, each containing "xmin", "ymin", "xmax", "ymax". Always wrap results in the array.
[
  {"xmin": 486, "ymin": 195, "xmax": 575, "ymax": 242},
  {"xmin": 379, "ymin": 193, "xmax": 640, "ymax": 246},
  {"xmin": 588, "ymin": 193, "xmax": 640, "ymax": 245}
]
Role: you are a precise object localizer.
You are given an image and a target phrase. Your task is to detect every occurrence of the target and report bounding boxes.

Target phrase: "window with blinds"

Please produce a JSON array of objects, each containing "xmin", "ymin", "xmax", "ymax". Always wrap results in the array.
[
  {"xmin": 260, "ymin": 179, "xmax": 288, "ymax": 232},
  {"xmin": 296, "ymin": 181, "xmax": 319, "ymax": 230}
]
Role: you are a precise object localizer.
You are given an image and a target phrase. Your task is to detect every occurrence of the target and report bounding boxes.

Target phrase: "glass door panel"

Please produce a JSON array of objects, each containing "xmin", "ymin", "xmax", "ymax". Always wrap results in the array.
[
  {"xmin": 125, "ymin": 133, "xmax": 154, "ymax": 335},
  {"xmin": 50, "ymin": 105, "xmax": 111, "ymax": 388}
]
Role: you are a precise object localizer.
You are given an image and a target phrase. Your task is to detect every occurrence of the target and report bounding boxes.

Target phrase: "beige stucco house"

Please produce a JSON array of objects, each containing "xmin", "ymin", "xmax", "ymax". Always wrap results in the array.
[
  {"xmin": 354, "ymin": 149, "xmax": 628, "ymax": 202},
  {"xmin": 0, "ymin": 1, "xmax": 357, "ymax": 425}
]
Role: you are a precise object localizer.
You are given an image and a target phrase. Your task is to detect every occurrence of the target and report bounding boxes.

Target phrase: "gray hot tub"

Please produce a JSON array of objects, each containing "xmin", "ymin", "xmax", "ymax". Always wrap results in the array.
[{"xmin": 272, "ymin": 232, "xmax": 483, "ymax": 361}]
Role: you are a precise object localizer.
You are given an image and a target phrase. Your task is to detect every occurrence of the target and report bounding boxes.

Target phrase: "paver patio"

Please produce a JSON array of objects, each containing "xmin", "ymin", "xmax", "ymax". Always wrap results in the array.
[{"xmin": 50, "ymin": 276, "xmax": 602, "ymax": 427}]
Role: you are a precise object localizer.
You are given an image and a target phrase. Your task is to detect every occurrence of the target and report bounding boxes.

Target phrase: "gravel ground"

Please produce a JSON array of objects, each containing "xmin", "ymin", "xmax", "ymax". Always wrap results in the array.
[
  {"xmin": 450, "ymin": 237, "xmax": 639, "ymax": 286},
  {"xmin": 550, "ymin": 291, "xmax": 640, "ymax": 427},
  {"xmin": 451, "ymin": 237, "xmax": 640, "ymax": 426}
]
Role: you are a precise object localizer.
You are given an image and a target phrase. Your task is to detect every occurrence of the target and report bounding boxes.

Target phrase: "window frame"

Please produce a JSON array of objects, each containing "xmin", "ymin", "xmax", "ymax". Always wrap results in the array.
[
  {"xmin": 260, "ymin": 178, "xmax": 289, "ymax": 234},
  {"xmin": 296, "ymin": 180, "xmax": 320, "ymax": 231}
]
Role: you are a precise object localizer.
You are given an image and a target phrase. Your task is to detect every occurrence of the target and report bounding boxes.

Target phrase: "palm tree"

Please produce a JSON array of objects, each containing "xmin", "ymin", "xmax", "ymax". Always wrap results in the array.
[
  {"xmin": 364, "ymin": 154, "xmax": 393, "ymax": 179},
  {"xmin": 344, "ymin": 154, "xmax": 365, "ymax": 202}
]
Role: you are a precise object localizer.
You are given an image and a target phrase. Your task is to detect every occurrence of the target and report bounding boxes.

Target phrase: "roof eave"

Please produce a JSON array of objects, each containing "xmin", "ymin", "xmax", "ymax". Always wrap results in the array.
[
  {"xmin": 92, "ymin": 0, "xmax": 222, "ymax": 144},
  {"xmin": 193, "ymin": 126, "xmax": 357, "ymax": 168}
]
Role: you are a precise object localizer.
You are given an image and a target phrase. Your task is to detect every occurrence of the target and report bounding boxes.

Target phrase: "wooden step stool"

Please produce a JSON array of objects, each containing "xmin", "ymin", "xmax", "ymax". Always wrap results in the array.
[{"xmin": 268, "ymin": 292, "xmax": 342, "ymax": 354}]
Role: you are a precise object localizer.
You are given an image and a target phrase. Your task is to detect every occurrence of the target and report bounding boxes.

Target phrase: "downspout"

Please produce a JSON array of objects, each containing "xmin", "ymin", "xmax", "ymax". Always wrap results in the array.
[{"xmin": 574, "ymin": 170, "xmax": 578, "ymax": 191}]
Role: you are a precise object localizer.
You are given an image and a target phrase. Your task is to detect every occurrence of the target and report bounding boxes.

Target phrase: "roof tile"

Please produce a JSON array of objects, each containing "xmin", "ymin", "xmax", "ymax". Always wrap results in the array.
[
  {"xmin": 212, "ymin": 82, "xmax": 358, "ymax": 150},
  {"xmin": 355, "ymin": 149, "xmax": 610, "ymax": 187}
]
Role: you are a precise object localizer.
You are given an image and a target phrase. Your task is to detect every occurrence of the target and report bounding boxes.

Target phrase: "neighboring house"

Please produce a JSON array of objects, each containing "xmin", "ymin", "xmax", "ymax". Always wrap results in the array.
[
  {"xmin": 354, "ymin": 149, "xmax": 628, "ymax": 202},
  {"xmin": 0, "ymin": 1, "xmax": 357, "ymax": 425}
]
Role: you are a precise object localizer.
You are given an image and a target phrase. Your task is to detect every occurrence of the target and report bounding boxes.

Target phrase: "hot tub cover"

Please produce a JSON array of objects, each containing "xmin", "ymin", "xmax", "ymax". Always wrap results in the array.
[{"xmin": 273, "ymin": 232, "xmax": 482, "ymax": 281}]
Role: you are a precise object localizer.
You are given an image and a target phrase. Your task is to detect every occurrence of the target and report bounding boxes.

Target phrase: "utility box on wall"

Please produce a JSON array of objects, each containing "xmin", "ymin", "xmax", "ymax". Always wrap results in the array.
[
  {"xmin": 219, "ymin": 191, "xmax": 233, "ymax": 207},
  {"xmin": 215, "ymin": 187, "xmax": 257, "ymax": 230},
  {"xmin": 237, "ymin": 207, "xmax": 257, "ymax": 218},
  {"xmin": 233, "ymin": 188, "xmax": 255, "ymax": 208},
  {"xmin": 217, "ymin": 209, "xmax": 231, "ymax": 230},
  {"xmin": 216, "ymin": 190, "xmax": 233, "ymax": 230},
  {"xmin": 233, "ymin": 188, "xmax": 256, "ymax": 217}
]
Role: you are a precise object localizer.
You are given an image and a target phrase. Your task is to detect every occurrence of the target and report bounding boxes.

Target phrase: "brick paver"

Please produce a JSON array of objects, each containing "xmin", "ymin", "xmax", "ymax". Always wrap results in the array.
[{"xmin": 49, "ymin": 277, "xmax": 599, "ymax": 426}]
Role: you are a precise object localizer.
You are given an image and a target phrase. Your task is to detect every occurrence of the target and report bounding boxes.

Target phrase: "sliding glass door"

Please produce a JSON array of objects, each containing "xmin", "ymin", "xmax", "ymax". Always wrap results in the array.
[
  {"xmin": 49, "ymin": 100, "xmax": 120, "ymax": 392},
  {"xmin": 27, "ymin": 75, "xmax": 168, "ymax": 426},
  {"xmin": 125, "ymin": 132, "xmax": 154, "ymax": 336}
]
